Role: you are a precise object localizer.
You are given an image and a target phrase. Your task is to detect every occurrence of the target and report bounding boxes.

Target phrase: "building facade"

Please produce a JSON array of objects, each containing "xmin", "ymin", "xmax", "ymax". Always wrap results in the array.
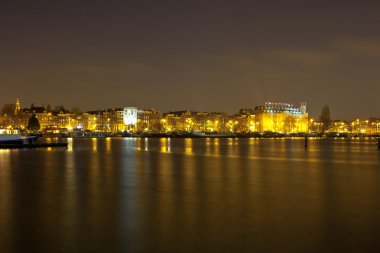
[{"xmin": 254, "ymin": 102, "xmax": 309, "ymax": 133}]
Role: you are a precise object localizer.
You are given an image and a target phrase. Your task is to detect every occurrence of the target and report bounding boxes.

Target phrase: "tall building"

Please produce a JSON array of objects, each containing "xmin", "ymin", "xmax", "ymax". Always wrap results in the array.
[
  {"xmin": 14, "ymin": 98, "xmax": 21, "ymax": 115},
  {"xmin": 254, "ymin": 102, "xmax": 309, "ymax": 133}
]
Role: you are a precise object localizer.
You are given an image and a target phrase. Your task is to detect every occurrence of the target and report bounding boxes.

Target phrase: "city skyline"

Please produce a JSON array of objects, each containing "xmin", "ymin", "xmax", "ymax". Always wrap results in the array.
[
  {"xmin": 0, "ymin": 98, "xmax": 377, "ymax": 121},
  {"xmin": 1, "ymin": 98, "xmax": 379, "ymax": 136},
  {"xmin": 1, "ymin": 1, "xmax": 379, "ymax": 119}
]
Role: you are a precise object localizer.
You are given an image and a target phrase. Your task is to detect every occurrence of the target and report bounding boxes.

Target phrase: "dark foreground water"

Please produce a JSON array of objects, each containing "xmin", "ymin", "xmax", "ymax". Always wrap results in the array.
[{"xmin": 0, "ymin": 138, "xmax": 380, "ymax": 253}]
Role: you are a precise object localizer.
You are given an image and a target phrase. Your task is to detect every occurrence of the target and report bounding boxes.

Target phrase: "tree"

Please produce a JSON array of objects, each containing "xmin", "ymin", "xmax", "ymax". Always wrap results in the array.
[
  {"xmin": 319, "ymin": 105, "xmax": 331, "ymax": 132},
  {"xmin": 46, "ymin": 104, "xmax": 52, "ymax": 112},
  {"xmin": 27, "ymin": 114, "xmax": 41, "ymax": 132}
]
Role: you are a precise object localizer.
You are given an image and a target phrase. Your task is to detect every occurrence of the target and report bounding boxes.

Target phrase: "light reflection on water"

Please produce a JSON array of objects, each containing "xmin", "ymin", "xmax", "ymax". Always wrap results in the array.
[
  {"xmin": 67, "ymin": 138, "xmax": 73, "ymax": 152},
  {"xmin": 184, "ymin": 138, "xmax": 193, "ymax": 155},
  {"xmin": 0, "ymin": 138, "xmax": 379, "ymax": 253},
  {"xmin": 92, "ymin": 138, "xmax": 97, "ymax": 152},
  {"xmin": 159, "ymin": 138, "xmax": 171, "ymax": 153}
]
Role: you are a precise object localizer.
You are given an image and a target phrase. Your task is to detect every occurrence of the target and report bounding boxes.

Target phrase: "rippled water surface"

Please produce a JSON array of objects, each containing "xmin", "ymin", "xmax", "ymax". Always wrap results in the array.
[{"xmin": 0, "ymin": 138, "xmax": 380, "ymax": 253}]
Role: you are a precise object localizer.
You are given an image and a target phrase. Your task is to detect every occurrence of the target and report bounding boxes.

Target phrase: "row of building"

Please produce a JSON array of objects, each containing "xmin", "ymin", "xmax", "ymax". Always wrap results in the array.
[
  {"xmin": 320, "ymin": 119, "xmax": 380, "ymax": 135},
  {"xmin": 1, "ymin": 99, "xmax": 379, "ymax": 135}
]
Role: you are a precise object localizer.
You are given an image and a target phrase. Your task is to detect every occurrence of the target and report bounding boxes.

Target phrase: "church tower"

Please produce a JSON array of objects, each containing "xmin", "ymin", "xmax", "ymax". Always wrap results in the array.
[
  {"xmin": 300, "ymin": 102, "xmax": 307, "ymax": 114},
  {"xmin": 14, "ymin": 98, "xmax": 21, "ymax": 115}
]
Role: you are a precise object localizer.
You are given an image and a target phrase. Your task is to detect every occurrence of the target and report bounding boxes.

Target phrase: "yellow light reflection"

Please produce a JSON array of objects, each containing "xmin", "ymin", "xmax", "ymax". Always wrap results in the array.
[
  {"xmin": 136, "ymin": 138, "xmax": 142, "ymax": 151},
  {"xmin": 92, "ymin": 138, "xmax": 97, "ymax": 152},
  {"xmin": 205, "ymin": 138, "xmax": 211, "ymax": 156},
  {"xmin": 185, "ymin": 138, "xmax": 193, "ymax": 155},
  {"xmin": 67, "ymin": 138, "xmax": 73, "ymax": 152},
  {"xmin": 0, "ymin": 148, "xmax": 11, "ymax": 243},
  {"xmin": 167, "ymin": 138, "xmax": 171, "ymax": 153},
  {"xmin": 0, "ymin": 149, "xmax": 11, "ymax": 155},
  {"xmin": 106, "ymin": 137, "xmax": 111, "ymax": 153},
  {"xmin": 227, "ymin": 137, "xmax": 235, "ymax": 156},
  {"xmin": 160, "ymin": 138, "xmax": 170, "ymax": 153},
  {"xmin": 63, "ymin": 147, "xmax": 76, "ymax": 229},
  {"xmin": 213, "ymin": 138, "xmax": 220, "ymax": 156},
  {"xmin": 144, "ymin": 138, "xmax": 149, "ymax": 151}
]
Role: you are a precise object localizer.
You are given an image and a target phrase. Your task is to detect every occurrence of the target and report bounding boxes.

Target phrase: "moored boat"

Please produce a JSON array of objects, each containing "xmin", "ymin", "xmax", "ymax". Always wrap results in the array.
[
  {"xmin": 192, "ymin": 132, "xmax": 235, "ymax": 138},
  {"xmin": 0, "ymin": 129, "xmax": 39, "ymax": 144}
]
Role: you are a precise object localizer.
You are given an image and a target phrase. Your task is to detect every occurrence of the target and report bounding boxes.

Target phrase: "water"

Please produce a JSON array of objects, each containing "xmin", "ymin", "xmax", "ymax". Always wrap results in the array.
[{"xmin": 0, "ymin": 138, "xmax": 379, "ymax": 253}]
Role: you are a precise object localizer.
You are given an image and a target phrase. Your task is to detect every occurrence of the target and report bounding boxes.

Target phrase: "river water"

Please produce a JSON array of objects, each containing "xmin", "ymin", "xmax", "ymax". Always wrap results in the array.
[{"xmin": 0, "ymin": 138, "xmax": 379, "ymax": 253}]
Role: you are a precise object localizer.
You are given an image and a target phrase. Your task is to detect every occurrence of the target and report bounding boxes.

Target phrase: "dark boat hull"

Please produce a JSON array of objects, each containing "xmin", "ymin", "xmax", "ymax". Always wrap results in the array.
[
  {"xmin": 0, "ymin": 142, "xmax": 68, "ymax": 149},
  {"xmin": 0, "ymin": 136, "xmax": 39, "ymax": 144},
  {"xmin": 0, "ymin": 139, "xmax": 25, "ymax": 144}
]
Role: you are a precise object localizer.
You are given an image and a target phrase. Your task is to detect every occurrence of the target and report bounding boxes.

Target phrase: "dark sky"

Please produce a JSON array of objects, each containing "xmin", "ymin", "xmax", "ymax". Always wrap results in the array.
[{"xmin": 1, "ymin": 0, "xmax": 379, "ymax": 119}]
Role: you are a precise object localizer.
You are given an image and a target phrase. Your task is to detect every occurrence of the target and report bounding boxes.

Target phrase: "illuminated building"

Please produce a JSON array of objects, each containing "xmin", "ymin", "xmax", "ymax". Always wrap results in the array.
[
  {"xmin": 108, "ymin": 108, "xmax": 125, "ymax": 132},
  {"xmin": 207, "ymin": 112, "xmax": 229, "ymax": 132},
  {"xmin": 14, "ymin": 98, "xmax": 21, "ymax": 115},
  {"xmin": 327, "ymin": 120, "xmax": 349, "ymax": 133},
  {"xmin": 123, "ymin": 107, "xmax": 161, "ymax": 132},
  {"xmin": 123, "ymin": 107, "xmax": 138, "ymax": 126},
  {"xmin": 183, "ymin": 111, "xmax": 195, "ymax": 132},
  {"xmin": 238, "ymin": 109, "xmax": 256, "ymax": 132},
  {"xmin": 161, "ymin": 111, "xmax": 191, "ymax": 132},
  {"xmin": 52, "ymin": 112, "xmax": 76, "ymax": 132},
  {"xmin": 76, "ymin": 113, "xmax": 98, "ymax": 131},
  {"xmin": 193, "ymin": 112, "xmax": 208, "ymax": 132},
  {"xmin": 229, "ymin": 110, "xmax": 256, "ymax": 133},
  {"xmin": 160, "ymin": 111, "xmax": 228, "ymax": 133},
  {"xmin": 228, "ymin": 114, "xmax": 246, "ymax": 133},
  {"xmin": 309, "ymin": 119, "xmax": 323, "ymax": 133},
  {"xmin": 350, "ymin": 119, "xmax": 369, "ymax": 134},
  {"xmin": 254, "ymin": 102, "xmax": 308, "ymax": 133},
  {"xmin": 247, "ymin": 115, "xmax": 256, "ymax": 132},
  {"xmin": 98, "ymin": 110, "xmax": 112, "ymax": 132},
  {"xmin": 136, "ymin": 109, "xmax": 161, "ymax": 132},
  {"xmin": 368, "ymin": 118, "xmax": 380, "ymax": 134}
]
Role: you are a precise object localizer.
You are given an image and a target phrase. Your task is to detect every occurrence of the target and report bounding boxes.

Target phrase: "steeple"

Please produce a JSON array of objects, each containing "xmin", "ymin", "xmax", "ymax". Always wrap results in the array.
[
  {"xmin": 300, "ymin": 102, "xmax": 307, "ymax": 114},
  {"xmin": 14, "ymin": 98, "xmax": 21, "ymax": 115}
]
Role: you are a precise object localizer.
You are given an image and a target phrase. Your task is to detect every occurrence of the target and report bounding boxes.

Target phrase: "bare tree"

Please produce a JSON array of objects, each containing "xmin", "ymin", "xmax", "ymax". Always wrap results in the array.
[{"xmin": 319, "ymin": 105, "xmax": 332, "ymax": 132}]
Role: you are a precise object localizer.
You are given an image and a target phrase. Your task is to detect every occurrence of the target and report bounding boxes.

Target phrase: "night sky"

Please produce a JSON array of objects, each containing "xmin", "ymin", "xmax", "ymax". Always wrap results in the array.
[{"xmin": 1, "ymin": 1, "xmax": 379, "ymax": 119}]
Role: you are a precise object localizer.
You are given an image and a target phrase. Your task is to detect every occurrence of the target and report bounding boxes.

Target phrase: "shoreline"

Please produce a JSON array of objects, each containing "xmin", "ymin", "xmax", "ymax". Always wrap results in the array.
[{"xmin": 41, "ymin": 133, "xmax": 380, "ymax": 139}]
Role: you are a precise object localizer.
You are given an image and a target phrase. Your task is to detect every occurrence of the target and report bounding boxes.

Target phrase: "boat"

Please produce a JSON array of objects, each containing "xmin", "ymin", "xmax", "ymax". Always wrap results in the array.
[
  {"xmin": 0, "ymin": 129, "xmax": 39, "ymax": 144},
  {"xmin": 0, "ymin": 142, "xmax": 68, "ymax": 149},
  {"xmin": 192, "ymin": 132, "xmax": 236, "ymax": 138}
]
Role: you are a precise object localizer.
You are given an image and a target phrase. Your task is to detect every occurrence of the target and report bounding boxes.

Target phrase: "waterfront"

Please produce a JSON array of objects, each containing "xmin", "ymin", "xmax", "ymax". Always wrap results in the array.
[{"xmin": 0, "ymin": 138, "xmax": 380, "ymax": 253}]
